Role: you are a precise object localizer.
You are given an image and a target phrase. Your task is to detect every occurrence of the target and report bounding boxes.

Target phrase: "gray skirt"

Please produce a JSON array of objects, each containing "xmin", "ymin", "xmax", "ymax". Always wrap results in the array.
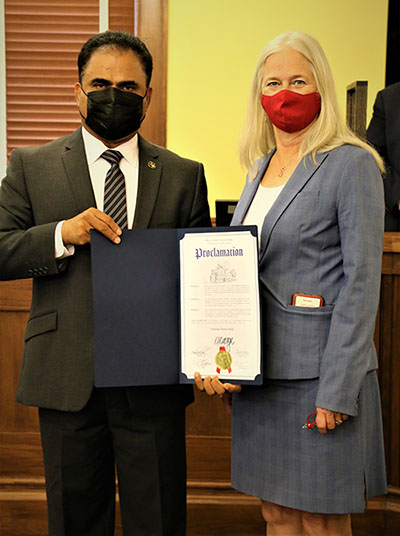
[{"xmin": 231, "ymin": 370, "xmax": 387, "ymax": 514}]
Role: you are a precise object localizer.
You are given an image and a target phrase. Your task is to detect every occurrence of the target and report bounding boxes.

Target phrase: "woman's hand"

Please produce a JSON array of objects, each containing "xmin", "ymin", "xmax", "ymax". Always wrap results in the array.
[
  {"xmin": 194, "ymin": 373, "xmax": 242, "ymax": 414},
  {"xmin": 316, "ymin": 407, "xmax": 349, "ymax": 434}
]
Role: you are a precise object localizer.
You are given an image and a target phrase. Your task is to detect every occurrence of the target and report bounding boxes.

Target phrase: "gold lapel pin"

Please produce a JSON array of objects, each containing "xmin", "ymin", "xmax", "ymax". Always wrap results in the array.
[{"xmin": 147, "ymin": 160, "xmax": 157, "ymax": 169}]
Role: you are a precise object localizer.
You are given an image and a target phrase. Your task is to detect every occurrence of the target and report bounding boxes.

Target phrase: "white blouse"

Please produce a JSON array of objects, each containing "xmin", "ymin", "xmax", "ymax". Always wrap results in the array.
[{"xmin": 243, "ymin": 183, "xmax": 284, "ymax": 243}]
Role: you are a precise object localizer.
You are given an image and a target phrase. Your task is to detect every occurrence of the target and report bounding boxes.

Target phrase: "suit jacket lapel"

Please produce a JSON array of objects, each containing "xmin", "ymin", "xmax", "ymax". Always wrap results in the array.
[
  {"xmin": 62, "ymin": 128, "xmax": 96, "ymax": 212},
  {"xmin": 231, "ymin": 151, "xmax": 275, "ymax": 225},
  {"xmin": 62, "ymin": 131, "xmax": 162, "ymax": 226},
  {"xmin": 133, "ymin": 135, "xmax": 162, "ymax": 229},
  {"xmin": 259, "ymin": 151, "xmax": 329, "ymax": 260}
]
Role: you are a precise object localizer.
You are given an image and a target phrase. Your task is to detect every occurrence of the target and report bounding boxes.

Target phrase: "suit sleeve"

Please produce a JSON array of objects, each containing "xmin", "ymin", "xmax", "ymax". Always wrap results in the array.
[
  {"xmin": 186, "ymin": 162, "xmax": 211, "ymax": 228},
  {"xmin": 367, "ymin": 91, "xmax": 387, "ymax": 160},
  {"xmin": 367, "ymin": 91, "xmax": 400, "ymax": 222},
  {"xmin": 315, "ymin": 150, "xmax": 384, "ymax": 416},
  {"xmin": 0, "ymin": 149, "xmax": 68, "ymax": 280}
]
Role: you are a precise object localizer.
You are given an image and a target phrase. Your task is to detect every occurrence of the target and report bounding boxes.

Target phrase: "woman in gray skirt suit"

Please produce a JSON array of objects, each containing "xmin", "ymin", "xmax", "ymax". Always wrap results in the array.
[{"xmin": 195, "ymin": 31, "xmax": 387, "ymax": 535}]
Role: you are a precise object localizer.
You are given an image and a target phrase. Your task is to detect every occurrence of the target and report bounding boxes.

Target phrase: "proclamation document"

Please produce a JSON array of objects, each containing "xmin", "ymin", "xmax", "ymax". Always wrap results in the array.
[{"xmin": 180, "ymin": 227, "xmax": 261, "ymax": 383}]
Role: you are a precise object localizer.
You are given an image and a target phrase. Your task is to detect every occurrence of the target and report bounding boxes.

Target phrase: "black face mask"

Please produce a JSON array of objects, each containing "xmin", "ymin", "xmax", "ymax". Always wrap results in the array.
[{"xmin": 81, "ymin": 87, "xmax": 146, "ymax": 141}]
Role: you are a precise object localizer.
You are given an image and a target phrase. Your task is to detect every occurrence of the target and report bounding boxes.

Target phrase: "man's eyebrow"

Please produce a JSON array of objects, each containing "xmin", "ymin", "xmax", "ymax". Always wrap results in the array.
[
  {"xmin": 90, "ymin": 77, "xmax": 112, "ymax": 86},
  {"xmin": 116, "ymin": 80, "xmax": 139, "ymax": 89}
]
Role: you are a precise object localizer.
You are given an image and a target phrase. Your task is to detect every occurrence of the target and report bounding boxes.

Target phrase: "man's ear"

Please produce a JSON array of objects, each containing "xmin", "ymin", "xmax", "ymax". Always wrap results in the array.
[
  {"xmin": 74, "ymin": 82, "xmax": 82, "ymax": 105},
  {"xmin": 144, "ymin": 87, "xmax": 153, "ymax": 113}
]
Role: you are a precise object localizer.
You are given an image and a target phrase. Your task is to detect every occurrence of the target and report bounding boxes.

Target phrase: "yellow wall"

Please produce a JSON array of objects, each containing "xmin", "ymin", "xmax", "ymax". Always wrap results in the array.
[{"xmin": 167, "ymin": 0, "xmax": 388, "ymax": 217}]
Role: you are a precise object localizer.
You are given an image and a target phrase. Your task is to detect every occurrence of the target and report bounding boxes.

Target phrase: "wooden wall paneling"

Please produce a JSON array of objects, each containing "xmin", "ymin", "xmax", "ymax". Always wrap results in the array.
[
  {"xmin": 0, "ymin": 281, "xmax": 38, "ymax": 437},
  {"xmin": 379, "ymin": 274, "xmax": 394, "ymax": 477},
  {"xmin": 0, "ymin": 281, "xmax": 39, "ymax": 442},
  {"xmin": 0, "ymin": 311, "xmax": 31, "ymax": 430},
  {"xmin": 0, "ymin": 491, "xmax": 48, "ymax": 536},
  {"xmin": 0, "ymin": 280, "xmax": 47, "ymax": 535},
  {"xmin": 390, "ymin": 274, "xmax": 400, "ymax": 487},
  {"xmin": 186, "ymin": 386, "xmax": 232, "ymax": 438},
  {"xmin": 0, "ymin": 279, "xmax": 32, "ymax": 311},
  {"xmin": 381, "ymin": 234, "xmax": 400, "ymax": 493},
  {"xmin": 0, "ymin": 432, "xmax": 43, "ymax": 482},
  {"xmin": 187, "ymin": 502, "xmax": 265, "ymax": 536}
]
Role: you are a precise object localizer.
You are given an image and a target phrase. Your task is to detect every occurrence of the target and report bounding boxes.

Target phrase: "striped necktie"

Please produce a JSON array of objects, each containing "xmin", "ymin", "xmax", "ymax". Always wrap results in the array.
[{"xmin": 101, "ymin": 149, "xmax": 128, "ymax": 230}]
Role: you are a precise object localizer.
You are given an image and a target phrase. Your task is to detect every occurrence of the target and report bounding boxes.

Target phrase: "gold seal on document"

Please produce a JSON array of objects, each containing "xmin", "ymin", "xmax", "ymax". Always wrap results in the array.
[{"xmin": 215, "ymin": 346, "xmax": 232, "ymax": 373}]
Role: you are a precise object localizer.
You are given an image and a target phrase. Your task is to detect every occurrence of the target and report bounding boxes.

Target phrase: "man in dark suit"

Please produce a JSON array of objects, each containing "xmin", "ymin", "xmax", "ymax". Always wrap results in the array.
[
  {"xmin": 0, "ymin": 31, "xmax": 211, "ymax": 535},
  {"xmin": 367, "ymin": 82, "xmax": 400, "ymax": 231}
]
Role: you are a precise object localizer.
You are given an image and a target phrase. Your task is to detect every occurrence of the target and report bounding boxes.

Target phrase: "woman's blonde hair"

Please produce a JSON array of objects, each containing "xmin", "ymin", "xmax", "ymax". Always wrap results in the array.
[{"xmin": 239, "ymin": 31, "xmax": 384, "ymax": 175}]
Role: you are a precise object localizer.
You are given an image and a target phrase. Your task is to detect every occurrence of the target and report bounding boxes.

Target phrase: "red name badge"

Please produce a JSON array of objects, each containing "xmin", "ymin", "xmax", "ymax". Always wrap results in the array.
[{"xmin": 292, "ymin": 293, "xmax": 324, "ymax": 307}]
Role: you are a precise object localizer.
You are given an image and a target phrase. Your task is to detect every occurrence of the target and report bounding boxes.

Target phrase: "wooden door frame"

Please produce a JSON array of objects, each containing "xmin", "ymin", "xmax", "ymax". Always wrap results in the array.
[{"xmin": 135, "ymin": 0, "xmax": 168, "ymax": 147}]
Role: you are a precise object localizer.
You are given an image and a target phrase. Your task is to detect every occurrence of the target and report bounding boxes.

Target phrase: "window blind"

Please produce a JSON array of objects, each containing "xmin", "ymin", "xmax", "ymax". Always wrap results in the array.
[
  {"xmin": 5, "ymin": 0, "xmax": 99, "ymax": 157},
  {"xmin": 4, "ymin": 0, "xmax": 166, "ymax": 157}
]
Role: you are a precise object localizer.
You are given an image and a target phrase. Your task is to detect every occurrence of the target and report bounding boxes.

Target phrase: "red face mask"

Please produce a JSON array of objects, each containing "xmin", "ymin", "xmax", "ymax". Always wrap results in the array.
[{"xmin": 260, "ymin": 90, "xmax": 321, "ymax": 133}]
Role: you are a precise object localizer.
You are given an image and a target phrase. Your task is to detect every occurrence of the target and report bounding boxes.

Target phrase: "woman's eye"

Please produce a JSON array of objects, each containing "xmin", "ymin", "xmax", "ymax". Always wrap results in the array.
[
  {"xmin": 293, "ymin": 80, "xmax": 306, "ymax": 85},
  {"xmin": 266, "ymin": 81, "xmax": 278, "ymax": 87}
]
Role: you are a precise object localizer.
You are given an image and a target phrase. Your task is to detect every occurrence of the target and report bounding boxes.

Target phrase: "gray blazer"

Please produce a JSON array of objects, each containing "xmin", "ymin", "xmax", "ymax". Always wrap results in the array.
[
  {"xmin": 231, "ymin": 144, "xmax": 384, "ymax": 416},
  {"xmin": 0, "ymin": 128, "xmax": 211, "ymax": 412}
]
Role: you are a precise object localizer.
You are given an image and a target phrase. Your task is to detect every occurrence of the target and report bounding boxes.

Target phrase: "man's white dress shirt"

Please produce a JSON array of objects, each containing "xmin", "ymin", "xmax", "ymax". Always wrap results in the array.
[{"xmin": 55, "ymin": 127, "xmax": 139, "ymax": 258}]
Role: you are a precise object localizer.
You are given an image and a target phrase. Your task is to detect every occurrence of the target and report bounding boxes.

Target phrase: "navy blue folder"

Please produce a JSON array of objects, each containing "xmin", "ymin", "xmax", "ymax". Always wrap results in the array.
[{"xmin": 91, "ymin": 227, "xmax": 262, "ymax": 387}]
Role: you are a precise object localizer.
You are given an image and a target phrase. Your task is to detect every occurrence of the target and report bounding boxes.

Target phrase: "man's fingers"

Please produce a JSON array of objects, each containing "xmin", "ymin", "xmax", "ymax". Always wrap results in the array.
[
  {"xmin": 88, "ymin": 210, "xmax": 121, "ymax": 243},
  {"xmin": 194, "ymin": 374, "xmax": 242, "ymax": 400},
  {"xmin": 194, "ymin": 372, "xmax": 205, "ymax": 391},
  {"xmin": 91, "ymin": 209, "xmax": 121, "ymax": 235},
  {"xmin": 223, "ymin": 383, "xmax": 242, "ymax": 393},
  {"xmin": 210, "ymin": 376, "xmax": 226, "ymax": 396},
  {"xmin": 62, "ymin": 208, "xmax": 122, "ymax": 246},
  {"xmin": 203, "ymin": 376, "xmax": 216, "ymax": 396}
]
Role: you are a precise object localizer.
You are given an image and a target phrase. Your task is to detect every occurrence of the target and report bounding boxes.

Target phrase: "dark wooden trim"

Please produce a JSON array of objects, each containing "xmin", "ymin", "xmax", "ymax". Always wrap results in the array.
[
  {"xmin": 134, "ymin": 0, "xmax": 168, "ymax": 147},
  {"xmin": 346, "ymin": 81, "xmax": 368, "ymax": 138},
  {"xmin": 346, "ymin": 80, "xmax": 368, "ymax": 139},
  {"xmin": 384, "ymin": 232, "xmax": 400, "ymax": 253}
]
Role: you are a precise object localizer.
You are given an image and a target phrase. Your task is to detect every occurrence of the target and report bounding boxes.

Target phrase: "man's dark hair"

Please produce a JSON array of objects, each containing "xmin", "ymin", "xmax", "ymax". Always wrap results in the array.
[{"xmin": 78, "ymin": 30, "xmax": 153, "ymax": 86}]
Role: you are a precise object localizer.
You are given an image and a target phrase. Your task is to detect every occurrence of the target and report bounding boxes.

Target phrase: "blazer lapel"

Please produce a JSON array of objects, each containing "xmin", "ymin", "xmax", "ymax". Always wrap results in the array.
[
  {"xmin": 259, "ymin": 151, "xmax": 329, "ymax": 260},
  {"xmin": 62, "ymin": 128, "xmax": 96, "ymax": 212},
  {"xmin": 231, "ymin": 151, "xmax": 275, "ymax": 226},
  {"xmin": 133, "ymin": 135, "xmax": 162, "ymax": 229}
]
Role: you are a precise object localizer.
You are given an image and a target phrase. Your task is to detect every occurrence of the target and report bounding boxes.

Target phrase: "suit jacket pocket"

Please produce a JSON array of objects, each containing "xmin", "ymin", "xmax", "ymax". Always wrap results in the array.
[
  {"xmin": 24, "ymin": 311, "xmax": 58, "ymax": 341},
  {"xmin": 263, "ymin": 295, "xmax": 333, "ymax": 379},
  {"xmin": 285, "ymin": 304, "xmax": 334, "ymax": 314}
]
